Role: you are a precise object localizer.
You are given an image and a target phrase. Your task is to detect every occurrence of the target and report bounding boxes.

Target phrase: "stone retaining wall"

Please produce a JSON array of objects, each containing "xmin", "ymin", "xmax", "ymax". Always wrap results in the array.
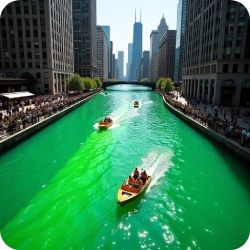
[
  {"xmin": 157, "ymin": 90, "xmax": 250, "ymax": 164},
  {"xmin": 0, "ymin": 91, "xmax": 101, "ymax": 154}
]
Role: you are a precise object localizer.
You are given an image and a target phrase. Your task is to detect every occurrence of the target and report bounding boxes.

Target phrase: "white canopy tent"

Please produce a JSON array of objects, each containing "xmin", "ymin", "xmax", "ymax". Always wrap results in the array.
[{"xmin": 0, "ymin": 91, "xmax": 35, "ymax": 99}]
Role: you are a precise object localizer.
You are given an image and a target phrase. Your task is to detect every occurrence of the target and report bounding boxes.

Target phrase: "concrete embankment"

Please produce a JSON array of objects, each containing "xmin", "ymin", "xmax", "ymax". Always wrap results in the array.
[
  {"xmin": 0, "ymin": 91, "xmax": 101, "ymax": 154},
  {"xmin": 156, "ymin": 90, "xmax": 250, "ymax": 164}
]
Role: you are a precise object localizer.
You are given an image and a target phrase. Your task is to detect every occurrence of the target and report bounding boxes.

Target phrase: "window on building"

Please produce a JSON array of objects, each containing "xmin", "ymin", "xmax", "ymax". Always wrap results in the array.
[
  {"xmin": 25, "ymin": 19, "xmax": 29, "ymax": 26},
  {"xmin": 244, "ymin": 64, "xmax": 249, "ymax": 73},
  {"xmin": 223, "ymin": 64, "xmax": 229, "ymax": 72},
  {"xmin": 28, "ymin": 62, "xmax": 32, "ymax": 68},
  {"xmin": 232, "ymin": 64, "xmax": 238, "ymax": 73}
]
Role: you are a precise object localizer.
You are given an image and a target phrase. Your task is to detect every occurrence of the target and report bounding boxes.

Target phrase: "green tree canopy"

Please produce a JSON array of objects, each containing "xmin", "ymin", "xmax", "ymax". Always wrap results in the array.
[
  {"xmin": 66, "ymin": 74, "xmax": 84, "ymax": 92},
  {"xmin": 141, "ymin": 78, "xmax": 149, "ymax": 82},
  {"xmin": 83, "ymin": 77, "xmax": 94, "ymax": 91},
  {"xmin": 93, "ymin": 77, "xmax": 102, "ymax": 88},
  {"xmin": 156, "ymin": 78, "xmax": 166, "ymax": 90},
  {"xmin": 162, "ymin": 78, "xmax": 175, "ymax": 94}
]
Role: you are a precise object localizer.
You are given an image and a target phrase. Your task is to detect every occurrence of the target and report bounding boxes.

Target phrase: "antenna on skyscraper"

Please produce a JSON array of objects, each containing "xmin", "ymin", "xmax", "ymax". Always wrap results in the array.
[
  {"xmin": 135, "ymin": 8, "xmax": 136, "ymax": 22},
  {"xmin": 140, "ymin": 8, "xmax": 142, "ymax": 23}
]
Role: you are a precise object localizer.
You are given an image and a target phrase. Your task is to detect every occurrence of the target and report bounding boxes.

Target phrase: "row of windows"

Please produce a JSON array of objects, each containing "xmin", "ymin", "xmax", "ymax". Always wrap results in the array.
[
  {"xmin": 1, "ymin": 29, "xmax": 46, "ymax": 38},
  {"xmin": 1, "ymin": 40, "xmax": 46, "ymax": 49},
  {"xmin": 184, "ymin": 63, "xmax": 249, "ymax": 75}
]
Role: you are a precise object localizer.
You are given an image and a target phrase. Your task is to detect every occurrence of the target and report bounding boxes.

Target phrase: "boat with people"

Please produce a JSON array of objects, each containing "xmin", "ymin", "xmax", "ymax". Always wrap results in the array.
[
  {"xmin": 117, "ymin": 169, "xmax": 151, "ymax": 207},
  {"xmin": 98, "ymin": 117, "xmax": 113, "ymax": 129},
  {"xmin": 134, "ymin": 101, "xmax": 139, "ymax": 108}
]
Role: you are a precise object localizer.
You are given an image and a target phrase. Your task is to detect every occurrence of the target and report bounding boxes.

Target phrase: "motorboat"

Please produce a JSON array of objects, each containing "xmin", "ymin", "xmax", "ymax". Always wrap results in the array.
[
  {"xmin": 117, "ymin": 174, "xmax": 151, "ymax": 207},
  {"xmin": 98, "ymin": 117, "xmax": 113, "ymax": 129}
]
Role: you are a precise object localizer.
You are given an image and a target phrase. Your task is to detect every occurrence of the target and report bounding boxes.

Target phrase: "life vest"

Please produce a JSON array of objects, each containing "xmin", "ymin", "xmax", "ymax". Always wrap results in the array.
[
  {"xmin": 136, "ymin": 178, "xmax": 143, "ymax": 185},
  {"xmin": 128, "ymin": 176, "xmax": 135, "ymax": 184}
]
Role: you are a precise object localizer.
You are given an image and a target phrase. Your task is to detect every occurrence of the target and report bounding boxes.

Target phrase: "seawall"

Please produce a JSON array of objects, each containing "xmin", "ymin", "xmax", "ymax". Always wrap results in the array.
[
  {"xmin": 156, "ymin": 90, "xmax": 250, "ymax": 164},
  {"xmin": 0, "ymin": 91, "xmax": 101, "ymax": 154}
]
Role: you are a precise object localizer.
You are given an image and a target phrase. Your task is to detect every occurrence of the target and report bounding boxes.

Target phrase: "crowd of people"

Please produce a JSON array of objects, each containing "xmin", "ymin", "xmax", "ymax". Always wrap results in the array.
[
  {"xmin": 162, "ymin": 92, "xmax": 250, "ymax": 148},
  {"xmin": 0, "ymin": 90, "xmax": 99, "ymax": 139}
]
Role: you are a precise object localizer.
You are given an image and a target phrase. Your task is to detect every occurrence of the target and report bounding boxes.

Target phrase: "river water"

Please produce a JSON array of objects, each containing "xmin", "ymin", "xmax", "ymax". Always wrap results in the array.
[{"xmin": 0, "ymin": 85, "xmax": 249, "ymax": 250}]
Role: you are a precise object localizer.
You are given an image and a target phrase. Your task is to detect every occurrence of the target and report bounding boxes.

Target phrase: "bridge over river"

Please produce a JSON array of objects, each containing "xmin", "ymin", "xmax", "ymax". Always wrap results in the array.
[{"xmin": 102, "ymin": 81, "xmax": 156, "ymax": 90}]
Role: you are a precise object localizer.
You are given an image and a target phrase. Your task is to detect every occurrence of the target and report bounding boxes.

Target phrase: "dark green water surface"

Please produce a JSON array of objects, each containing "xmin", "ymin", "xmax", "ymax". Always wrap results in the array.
[{"xmin": 0, "ymin": 85, "xmax": 249, "ymax": 250}]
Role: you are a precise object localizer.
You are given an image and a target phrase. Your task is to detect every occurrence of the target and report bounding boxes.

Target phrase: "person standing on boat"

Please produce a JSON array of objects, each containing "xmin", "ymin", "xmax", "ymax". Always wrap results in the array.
[
  {"xmin": 141, "ymin": 170, "xmax": 148, "ymax": 185},
  {"xmin": 133, "ymin": 168, "xmax": 140, "ymax": 180}
]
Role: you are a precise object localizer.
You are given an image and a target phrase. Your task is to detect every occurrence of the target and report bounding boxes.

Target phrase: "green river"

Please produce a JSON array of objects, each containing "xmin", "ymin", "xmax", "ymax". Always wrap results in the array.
[{"xmin": 0, "ymin": 85, "xmax": 249, "ymax": 250}]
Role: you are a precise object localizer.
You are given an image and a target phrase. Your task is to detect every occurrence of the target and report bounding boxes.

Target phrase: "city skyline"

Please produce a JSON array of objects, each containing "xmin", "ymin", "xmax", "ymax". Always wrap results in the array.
[{"xmin": 96, "ymin": 0, "xmax": 250, "ymax": 63}]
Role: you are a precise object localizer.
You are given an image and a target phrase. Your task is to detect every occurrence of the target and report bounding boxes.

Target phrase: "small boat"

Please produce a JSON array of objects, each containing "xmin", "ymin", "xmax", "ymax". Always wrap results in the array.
[
  {"xmin": 104, "ymin": 92, "xmax": 108, "ymax": 95},
  {"xmin": 134, "ymin": 101, "xmax": 139, "ymax": 108},
  {"xmin": 98, "ymin": 117, "xmax": 113, "ymax": 129},
  {"xmin": 117, "ymin": 175, "xmax": 151, "ymax": 207}
]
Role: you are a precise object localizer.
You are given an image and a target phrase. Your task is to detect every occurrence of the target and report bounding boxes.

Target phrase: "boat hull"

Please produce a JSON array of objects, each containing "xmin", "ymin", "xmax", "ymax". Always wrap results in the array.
[
  {"xmin": 117, "ymin": 176, "xmax": 151, "ymax": 207},
  {"xmin": 98, "ymin": 121, "xmax": 113, "ymax": 129}
]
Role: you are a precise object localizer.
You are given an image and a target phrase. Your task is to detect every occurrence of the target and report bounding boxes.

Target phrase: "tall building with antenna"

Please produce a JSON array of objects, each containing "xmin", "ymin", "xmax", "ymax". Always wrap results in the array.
[{"xmin": 129, "ymin": 9, "xmax": 143, "ymax": 81}]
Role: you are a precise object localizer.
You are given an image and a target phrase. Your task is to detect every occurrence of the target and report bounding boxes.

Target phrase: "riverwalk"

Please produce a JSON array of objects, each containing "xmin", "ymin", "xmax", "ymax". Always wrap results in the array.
[
  {"xmin": 157, "ymin": 90, "xmax": 250, "ymax": 163},
  {"xmin": 0, "ymin": 90, "xmax": 101, "ymax": 153}
]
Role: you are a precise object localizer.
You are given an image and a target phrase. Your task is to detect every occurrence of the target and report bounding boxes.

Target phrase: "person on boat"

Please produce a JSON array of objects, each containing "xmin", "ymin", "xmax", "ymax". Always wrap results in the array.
[
  {"xmin": 128, "ymin": 175, "xmax": 135, "ymax": 186},
  {"xmin": 133, "ymin": 168, "xmax": 140, "ymax": 180},
  {"xmin": 135, "ymin": 177, "xmax": 143, "ymax": 188},
  {"xmin": 141, "ymin": 170, "xmax": 148, "ymax": 185}
]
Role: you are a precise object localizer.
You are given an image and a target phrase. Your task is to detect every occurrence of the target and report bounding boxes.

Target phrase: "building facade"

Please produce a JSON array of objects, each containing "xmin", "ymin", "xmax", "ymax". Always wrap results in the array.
[
  {"xmin": 96, "ymin": 26, "xmax": 108, "ymax": 81},
  {"xmin": 130, "ymin": 15, "xmax": 142, "ymax": 81},
  {"xmin": 141, "ymin": 50, "xmax": 150, "ymax": 80},
  {"xmin": 117, "ymin": 51, "xmax": 124, "ymax": 80},
  {"xmin": 126, "ymin": 43, "xmax": 133, "ymax": 81},
  {"xmin": 149, "ymin": 16, "xmax": 168, "ymax": 82},
  {"xmin": 174, "ymin": 0, "xmax": 186, "ymax": 85},
  {"xmin": 101, "ymin": 26, "xmax": 111, "ymax": 79},
  {"xmin": 182, "ymin": 0, "xmax": 250, "ymax": 106},
  {"xmin": 158, "ymin": 30, "xmax": 177, "ymax": 80},
  {"xmin": 72, "ymin": 0, "xmax": 97, "ymax": 79},
  {"xmin": 0, "ymin": 0, "xmax": 74, "ymax": 94}
]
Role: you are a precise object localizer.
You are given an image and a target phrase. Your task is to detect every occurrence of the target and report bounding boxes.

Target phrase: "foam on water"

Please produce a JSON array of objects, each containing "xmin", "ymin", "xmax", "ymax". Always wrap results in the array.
[{"xmin": 135, "ymin": 147, "xmax": 174, "ymax": 192}]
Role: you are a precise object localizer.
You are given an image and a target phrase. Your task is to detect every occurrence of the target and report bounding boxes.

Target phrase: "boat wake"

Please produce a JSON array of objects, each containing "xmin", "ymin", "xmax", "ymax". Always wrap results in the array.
[
  {"xmin": 136, "ymin": 147, "xmax": 174, "ymax": 192},
  {"xmin": 140, "ymin": 100, "xmax": 153, "ymax": 106}
]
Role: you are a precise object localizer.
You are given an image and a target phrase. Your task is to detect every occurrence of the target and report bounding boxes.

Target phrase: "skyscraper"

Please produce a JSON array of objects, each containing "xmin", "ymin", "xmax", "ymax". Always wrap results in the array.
[
  {"xmin": 72, "ymin": 0, "xmax": 97, "ymax": 78},
  {"xmin": 117, "ymin": 51, "xmax": 124, "ymax": 80},
  {"xmin": 158, "ymin": 30, "xmax": 177, "ymax": 80},
  {"xmin": 101, "ymin": 26, "xmax": 111, "ymax": 79},
  {"xmin": 141, "ymin": 51, "xmax": 150, "ymax": 80},
  {"xmin": 182, "ymin": 0, "xmax": 250, "ymax": 106},
  {"xmin": 130, "ymin": 11, "xmax": 143, "ymax": 81},
  {"xmin": 97, "ymin": 26, "xmax": 108, "ymax": 81},
  {"xmin": 126, "ymin": 43, "xmax": 133, "ymax": 80},
  {"xmin": 174, "ymin": 0, "xmax": 186, "ymax": 84},
  {"xmin": 0, "ymin": 0, "xmax": 74, "ymax": 94},
  {"xmin": 149, "ymin": 16, "xmax": 168, "ymax": 81}
]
